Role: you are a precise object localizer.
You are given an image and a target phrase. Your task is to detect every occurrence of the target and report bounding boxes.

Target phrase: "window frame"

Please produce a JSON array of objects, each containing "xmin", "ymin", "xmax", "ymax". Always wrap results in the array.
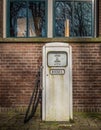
[{"xmin": 3, "ymin": 0, "xmax": 97, "ymax": 38}]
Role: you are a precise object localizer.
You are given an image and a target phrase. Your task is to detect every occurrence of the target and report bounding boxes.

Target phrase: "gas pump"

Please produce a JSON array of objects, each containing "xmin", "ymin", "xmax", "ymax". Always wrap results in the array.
[{"xmin": 42, "ymin": 42, "xmax": 73, "ymax": 121}]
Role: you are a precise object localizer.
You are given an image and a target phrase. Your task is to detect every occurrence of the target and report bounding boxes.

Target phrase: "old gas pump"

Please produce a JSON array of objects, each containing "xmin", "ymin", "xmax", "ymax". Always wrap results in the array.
[{"xmin": 42, "ymin": 42, "xmax": 73, "ymax": 121}]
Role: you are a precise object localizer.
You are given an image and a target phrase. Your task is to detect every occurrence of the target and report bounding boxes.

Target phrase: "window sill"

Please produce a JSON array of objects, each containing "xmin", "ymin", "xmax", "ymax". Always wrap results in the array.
[{"xmin": 0, "ymin": 37, "xmax": 101, "ymax": 43}]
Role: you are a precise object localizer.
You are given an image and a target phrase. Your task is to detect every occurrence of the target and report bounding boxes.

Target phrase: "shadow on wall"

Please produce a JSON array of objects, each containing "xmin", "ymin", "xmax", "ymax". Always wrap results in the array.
[
  {"xmin": 0, "ymin": 44, "xmax": 42, "ymax": 108},
  {"xmin": 72, "ymin": 43, "xmax": 101, "ymax": 112}
]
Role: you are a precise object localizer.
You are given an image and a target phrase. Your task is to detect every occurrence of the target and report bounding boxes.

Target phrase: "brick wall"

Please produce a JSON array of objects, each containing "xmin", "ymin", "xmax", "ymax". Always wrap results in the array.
[
  {"xmin": 0, "ymin": 42, "xmax": 101, "ymax": 112},
  {"xmin": 0, "ymin": 43, "xmax": 43, "ymax": 108},
  {"xmin": 72, "ymin": 43, "xmax": 101, "ymax": 112}
]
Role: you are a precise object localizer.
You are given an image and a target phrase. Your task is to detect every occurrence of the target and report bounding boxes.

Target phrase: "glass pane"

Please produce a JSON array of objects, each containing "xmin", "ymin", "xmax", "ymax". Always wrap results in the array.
[
  {"xmin": 73, "ymin": 1, "xmax": 92, "ymax": 37},
  {"xmin": 10, "ymin": 1, "xmax": 27, "ymax": 37},
  {"xmin": 28, "ymin": 1, "xmax": 46, "ymax": 37},
  {"xmin": 54, "ymin": 0, "xmax": 93, "ymax": 37},
  {"xmin": 55, "ymin": 1, "xmax": 73, "ymax": 37}
]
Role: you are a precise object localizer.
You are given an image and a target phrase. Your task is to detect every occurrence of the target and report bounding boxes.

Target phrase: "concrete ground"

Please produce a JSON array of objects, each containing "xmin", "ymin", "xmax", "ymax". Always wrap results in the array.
[{"xmin": 0, "ymin": 109, "xmax": 101, "ymax": 130}]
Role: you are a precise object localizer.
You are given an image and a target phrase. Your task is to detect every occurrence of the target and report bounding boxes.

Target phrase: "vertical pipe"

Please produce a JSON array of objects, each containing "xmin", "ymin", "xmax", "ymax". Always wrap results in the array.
[{"xmin": 65, "ymin": 19, "xmax": 70, "ymax": 37}]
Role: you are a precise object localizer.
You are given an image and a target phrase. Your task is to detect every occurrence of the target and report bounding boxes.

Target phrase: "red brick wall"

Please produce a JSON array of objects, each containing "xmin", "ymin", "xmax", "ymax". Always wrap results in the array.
[
  {"xmin": 0, "ymin": 43, "xmax": 43, "ymax": 107},
  {"xmin": 0, "ymin": 42, "xmax": 101, "ymax": 112},
  {"xmin": 72, "ymin": 43, "xmax": 101, "ymax": 112}
]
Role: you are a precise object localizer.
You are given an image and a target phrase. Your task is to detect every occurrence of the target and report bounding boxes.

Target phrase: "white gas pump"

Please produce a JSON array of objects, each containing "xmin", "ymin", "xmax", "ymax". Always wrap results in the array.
[{"xmin": 42, "ymin": 42, "xmax": 72, "ymax": 121}]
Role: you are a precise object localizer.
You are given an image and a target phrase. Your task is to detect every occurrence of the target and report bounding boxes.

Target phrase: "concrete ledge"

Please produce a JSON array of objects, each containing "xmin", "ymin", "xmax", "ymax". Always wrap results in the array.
[{"xmin": 0, "ymin": 37, "xmax": 101, "ymax": 43}]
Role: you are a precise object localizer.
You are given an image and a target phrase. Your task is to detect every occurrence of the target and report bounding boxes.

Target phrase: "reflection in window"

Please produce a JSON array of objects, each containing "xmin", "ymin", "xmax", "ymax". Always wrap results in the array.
[
  {"xmin": 54, "ymin": 0, "xmax": 92, "ymax": 37},
  {"xmin": 9, "ymin": 0, "xmax": 46, "ymax": 37},
  {"xmin": 28, "ymin": 1, "xmax": 46, "ymax": 37}
]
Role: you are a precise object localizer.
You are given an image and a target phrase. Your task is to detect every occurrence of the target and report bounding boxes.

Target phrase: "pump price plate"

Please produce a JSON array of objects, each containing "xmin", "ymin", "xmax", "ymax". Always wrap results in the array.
[{"xmin": 50, "ymin": 69, "xmax": 65, "ymax": 75}]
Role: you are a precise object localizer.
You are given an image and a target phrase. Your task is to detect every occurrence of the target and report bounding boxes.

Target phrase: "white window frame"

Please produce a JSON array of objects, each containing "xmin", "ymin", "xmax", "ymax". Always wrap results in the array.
[
  {"xmin": 3, "ymin": 0, "xmax": 6, "ymax": 38},
  {"xmin": 47, "ymin": 0, "xmax": 53, "ymax": 37}
]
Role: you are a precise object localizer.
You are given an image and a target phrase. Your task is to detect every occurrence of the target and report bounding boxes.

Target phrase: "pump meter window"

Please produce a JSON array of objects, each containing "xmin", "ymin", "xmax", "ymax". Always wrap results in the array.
[{"xmin": 47, "ymin": 52, "xmax": 67, "ymax": 67}]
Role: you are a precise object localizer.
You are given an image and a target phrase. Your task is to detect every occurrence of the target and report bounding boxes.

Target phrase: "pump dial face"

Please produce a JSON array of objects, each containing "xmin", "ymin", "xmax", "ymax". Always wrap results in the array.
[{"xmin": 47, "ymin": 51, "xmax": 67, "ymax": 67}]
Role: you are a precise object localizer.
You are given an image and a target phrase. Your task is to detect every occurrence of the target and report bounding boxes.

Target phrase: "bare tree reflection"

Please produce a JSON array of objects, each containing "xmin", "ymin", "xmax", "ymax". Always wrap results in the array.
[{"xmin": 55, "ymin": 1, "xmax": 92, "ymax": 37}]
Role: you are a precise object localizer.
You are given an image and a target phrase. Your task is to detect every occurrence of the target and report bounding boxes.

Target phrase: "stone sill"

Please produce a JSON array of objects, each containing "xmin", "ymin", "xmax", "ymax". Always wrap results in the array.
[{"xmin": 0, "ymin": 37, "xmax": 101, "ymax": 43}]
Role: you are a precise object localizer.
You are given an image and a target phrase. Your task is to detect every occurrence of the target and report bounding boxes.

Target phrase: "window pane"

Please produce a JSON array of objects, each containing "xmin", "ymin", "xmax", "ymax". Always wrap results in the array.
[
  {"xmin": 28, "ymin": 1, "xmax": 46, "ymax": 37},
  {"xmin": 9, "ymin": 0, "xmax": 46, "ymax": 37},
  {"xmin": 55, "ymin": 1, "xmax": 73, "ymax": 37},
  {"xmin": 73, "ymin": 1, "xmax": 92, "ymax": 36},
  {"xmin": 54, "ymin": 0, "xmax": 93, "ymax": 37},
  {"xmin": 10, "ymin": 1, "xmax": 27, "ymax": 37}
]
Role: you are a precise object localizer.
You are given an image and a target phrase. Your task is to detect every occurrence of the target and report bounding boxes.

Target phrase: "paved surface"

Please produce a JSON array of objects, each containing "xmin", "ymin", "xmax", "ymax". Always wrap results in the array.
[{"xmin": 0, "ymin": 109, "xmax": 101, "ymax": 130}]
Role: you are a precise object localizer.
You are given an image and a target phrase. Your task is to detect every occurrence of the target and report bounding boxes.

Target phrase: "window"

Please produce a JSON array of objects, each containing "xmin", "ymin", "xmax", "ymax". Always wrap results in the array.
[
  {"xmin": 7, "ymin": 0, "xmax": 47, "ymax": 37},
  {"xmin": 6, "ymin": 0, "xmax": 96, "ymax": 38},
  {"xmin": 54, "ymin": 0, "xmax": 95, "ymax": 37}
]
